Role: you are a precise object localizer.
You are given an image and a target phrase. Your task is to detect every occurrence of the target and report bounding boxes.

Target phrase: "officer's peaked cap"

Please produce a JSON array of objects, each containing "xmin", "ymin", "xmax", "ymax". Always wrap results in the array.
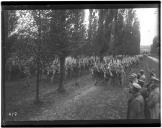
[{"xmin": 132, "ymin": 83, "xmax": 141, "ymax": 90}]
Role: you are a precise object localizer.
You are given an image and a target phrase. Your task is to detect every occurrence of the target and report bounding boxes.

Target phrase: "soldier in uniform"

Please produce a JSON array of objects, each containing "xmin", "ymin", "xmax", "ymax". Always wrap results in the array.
[
  {"xmin": 146, "ymin": 77, "xmax": 160, "ymax": 119},
  {"xmin": 120, "ymin": 66, "xmax": 126, "ymax": 87},
  {"xmin": 138, "ymin": 79, "xmax": 150, "ymax": 118},
  {"xmin": 127, "ymin": 83, "xmax": 145, "ymax": 119},
  {"xmin": 127, "ymin": 73, "xmax": 139, "ymax": 118},
  {"xmin": 146, "ymin": 72, "xmax": 156, "ymax": 89}
]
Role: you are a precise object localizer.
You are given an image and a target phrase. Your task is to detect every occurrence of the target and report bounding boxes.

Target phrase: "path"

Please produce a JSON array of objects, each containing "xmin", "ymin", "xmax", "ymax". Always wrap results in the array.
[
  {"xmin": 148, "ymin": 56, "xmax": 159, "ymax": 63},
  {"xmin": 30, "ymin": 84, "xmax": 127, "ymax": 120}
]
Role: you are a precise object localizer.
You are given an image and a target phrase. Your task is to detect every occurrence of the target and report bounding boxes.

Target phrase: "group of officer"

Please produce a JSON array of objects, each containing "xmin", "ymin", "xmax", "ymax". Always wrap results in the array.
[{"xmin": 127, "ymin": 69, "xmax": 160, "ymax": 119}]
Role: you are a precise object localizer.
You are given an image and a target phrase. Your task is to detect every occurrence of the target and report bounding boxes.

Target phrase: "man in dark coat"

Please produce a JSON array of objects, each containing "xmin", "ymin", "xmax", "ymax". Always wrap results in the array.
[
  {"xmin": 147, "ymin": 77, "xmax": 160, "ymax": 119},
  {"xmin": 138, "ymin": 79, "xmax": 150, "ymax": 118},
  {"xmin": 127, "ymin": 83, "xmax": 145, "ymax": 119}
]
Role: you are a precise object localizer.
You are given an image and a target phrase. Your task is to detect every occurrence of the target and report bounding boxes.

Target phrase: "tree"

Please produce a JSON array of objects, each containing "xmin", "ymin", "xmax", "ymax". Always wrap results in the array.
[
  {"xmin": 9, "ymin": 10, "xmax": 52, "ymax": 102},
  {"xmin": 151, "ymin": 35, "xmax": 160, "ymax": 57},
  {"xmin": 47, "ymin": 9, "xmax": 87, "ymax": 92},
  {"xmin": 132, "ymin": 17, "xmax": 140, "ymax": 54},
  {"xmin": 3, "ymin": 10, "xmax": 18, "ymax": 64},
  {"xmin": 122, "ymin": 9, "xmax": 140, "ymax": 55},
  {"xmin": 81, "ymin": 9, "xmax": 98, "ymax": 56}
]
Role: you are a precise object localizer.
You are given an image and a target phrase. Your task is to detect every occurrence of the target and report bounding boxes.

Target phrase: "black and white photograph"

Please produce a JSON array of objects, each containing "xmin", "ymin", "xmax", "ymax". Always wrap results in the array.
[{"xmin": 1, "ymin": 1, "xmax": 160, "ymax": 126}]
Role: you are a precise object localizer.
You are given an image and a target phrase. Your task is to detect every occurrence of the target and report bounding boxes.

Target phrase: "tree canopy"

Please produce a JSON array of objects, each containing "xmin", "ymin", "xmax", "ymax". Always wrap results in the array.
[{"xmin": 4, "ymin": 8, "xmax": 141, "ymax": 97}]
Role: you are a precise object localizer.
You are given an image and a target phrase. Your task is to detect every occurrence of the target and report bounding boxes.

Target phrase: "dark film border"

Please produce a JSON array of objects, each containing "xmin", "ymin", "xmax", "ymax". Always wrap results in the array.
[
  {"xmin": 1, "ymin": 1, "xmax": 161, "ymax": 127},
  {"xmin": 3, "ymin": 120, "xmax": 161, "ymax": 127},
  {"xmin": 1, "ymin": 1, "xmax": 160, "ymax": 10}
]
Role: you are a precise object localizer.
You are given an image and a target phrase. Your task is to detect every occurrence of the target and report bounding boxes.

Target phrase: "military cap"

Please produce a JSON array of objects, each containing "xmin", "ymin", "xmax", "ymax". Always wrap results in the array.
[
  {"xmin": 129, "ymin": 73, "xmax": 137, "ymax": 79},
  {"xmin": 151, "ymin": 76, "xmax": 160, "ymax": 82},
  {"xmin": 132, "ymin": 83, "xmax": 141, "ymax": 90}
]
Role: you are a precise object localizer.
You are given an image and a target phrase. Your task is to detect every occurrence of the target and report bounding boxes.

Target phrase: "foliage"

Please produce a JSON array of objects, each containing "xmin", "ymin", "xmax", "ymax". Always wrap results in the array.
[
  {"xmin": 150, "ymin": 35, "xmax": 160, "ymax": 56},
  {"xmin": 85, "ymin": 9, "xmax": 140, "ymax": 56}
]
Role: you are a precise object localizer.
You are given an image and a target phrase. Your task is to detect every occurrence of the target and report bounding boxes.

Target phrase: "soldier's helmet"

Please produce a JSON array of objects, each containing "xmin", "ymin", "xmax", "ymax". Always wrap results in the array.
[
  {"xmin": 129, "ymin": 73, "xmax": 137, "ymax": 82},
  {"xmin": 129, "ymin": 73, "xmax": 137, "ymax": 79},
  {"xmin": 132, "ymin": 83, "xmax": 141, "ymax": 92}
]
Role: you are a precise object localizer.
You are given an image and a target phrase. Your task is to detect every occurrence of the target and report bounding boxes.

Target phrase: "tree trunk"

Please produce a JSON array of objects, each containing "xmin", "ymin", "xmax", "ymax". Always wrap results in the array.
[
  {"xmin": 35, "ymin": 59, "xmax": 40, "ymax": 102},
  {"xmin": 35, "ymin": 10, "xmax": 41, "ymax": 103},
  {"xmin": 57, "ymin": 55, "xmax": 65, "ymax": 92}
]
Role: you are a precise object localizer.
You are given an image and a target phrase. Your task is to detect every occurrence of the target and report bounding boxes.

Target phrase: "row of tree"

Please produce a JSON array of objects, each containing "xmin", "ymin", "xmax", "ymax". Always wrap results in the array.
[
  {"xmin": 150, "ymin": 35, "xmax": 160, "ymax": 57},
  {"xmin": 3, "ymin": 8, "xmax": 141, "ymax": 102},
  {"xmin": 86, "ymin": 9, "xmax": 140, "ymax": 56}
]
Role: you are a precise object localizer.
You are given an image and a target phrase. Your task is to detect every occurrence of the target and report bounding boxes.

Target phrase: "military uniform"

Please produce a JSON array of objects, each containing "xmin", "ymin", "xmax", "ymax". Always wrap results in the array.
[
  {"xmin": 147, "ymin": 77, "xmax": 160, "ymax": 119},
  {"xmin": 138, "ymin": 79, "xmax": 150, "ymax": 118},
  {"xmin": 127, "ymin": 83, "xmax": 145, "ymax": 119},
  {"xmin": 128, "ymin": 93, "xmax": 145, "ymax": 119}
]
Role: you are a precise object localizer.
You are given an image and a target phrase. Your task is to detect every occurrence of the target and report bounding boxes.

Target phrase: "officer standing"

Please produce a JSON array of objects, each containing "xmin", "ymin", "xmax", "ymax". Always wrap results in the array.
[
  {"xmin": 138, "ymin": 79, "xmax": 150, "ymax": 119},
  {"xmin": 127, "ymin": 83, "xmax": 145, "ymax": 119},
  {"xmin": 127, "ymin": 73, "xmax": 139, "ymax": 118}
]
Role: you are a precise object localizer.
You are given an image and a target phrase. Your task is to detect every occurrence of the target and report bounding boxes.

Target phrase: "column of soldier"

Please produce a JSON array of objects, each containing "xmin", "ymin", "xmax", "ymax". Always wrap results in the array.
[
  {"xmin": 127, "ymin": 70, "xmax": 160, "ymax": 119},
  {"xmin": 45, "ymin": 55, "xmax": 143, "ymax": 83},
  {"xmin": 46, "ymin": 56, "xmax": 95, "ymax": 82},
  {"xmin": 90, "ymin": 55, "xmax": 143, "ymax": 85}
]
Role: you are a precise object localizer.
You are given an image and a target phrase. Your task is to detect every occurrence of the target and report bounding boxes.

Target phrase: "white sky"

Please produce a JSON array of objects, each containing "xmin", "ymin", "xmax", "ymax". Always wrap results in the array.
[{"xmin": 135, "ymin": 8, "xmax": 158, "ymax": 46}]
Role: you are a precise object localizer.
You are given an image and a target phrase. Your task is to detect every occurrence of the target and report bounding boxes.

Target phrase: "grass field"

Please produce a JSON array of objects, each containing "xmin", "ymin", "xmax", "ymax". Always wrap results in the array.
[{"xmin": 3, "ymin": 55, "xmax": 160, "ymax": 121}]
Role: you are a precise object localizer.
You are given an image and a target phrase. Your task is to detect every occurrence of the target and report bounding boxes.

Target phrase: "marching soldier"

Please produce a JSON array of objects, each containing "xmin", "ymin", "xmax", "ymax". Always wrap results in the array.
[
  {"xmin": 120, "ymin": 66, "xmax": 126, "ymax": 87},
  {"xmin": 127, "ymin": 83, "xmax": 145, "ymax": 119}
]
